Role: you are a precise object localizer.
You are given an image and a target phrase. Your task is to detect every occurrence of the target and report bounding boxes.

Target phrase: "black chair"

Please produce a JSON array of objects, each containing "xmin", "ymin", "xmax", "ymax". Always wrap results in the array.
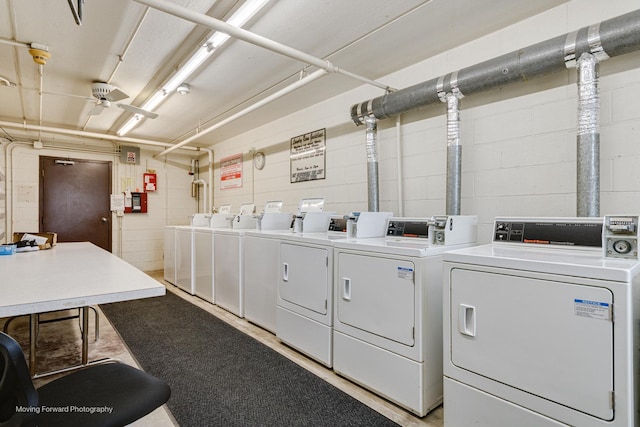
[{"xmin": 0, "ymin": 332, "xmax": 171, "ymax": 427}]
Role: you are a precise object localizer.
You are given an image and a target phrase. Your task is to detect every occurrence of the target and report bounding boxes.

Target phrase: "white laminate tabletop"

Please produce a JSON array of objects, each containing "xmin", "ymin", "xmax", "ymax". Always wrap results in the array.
[{"xmin": 0, "ymin": 242, "xmax": 165, "ymax": 317}]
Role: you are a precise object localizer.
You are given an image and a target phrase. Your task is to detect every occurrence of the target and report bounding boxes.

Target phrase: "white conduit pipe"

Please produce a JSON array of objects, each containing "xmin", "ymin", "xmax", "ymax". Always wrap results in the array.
[
  {"xmin": 364, "ymin": 116, "xmax": 379, "ymax": 212},
  {"xmin": 133, "ymin": 0, "xmax": 393, "ymax": 92},
  {"xmin": 0, "ymin": 120, "xmax": 201, "ymax": 152},
  {"xmin": 575, "ymin": 52, "xmax": 600, "ymax": 217},
  {"xmin": 155, "ymin": 69, "xmax": 328, "ymax": 157},
  {"xmin": 0, "ymin": 37, "xmax": 30, "ymax": 48}
]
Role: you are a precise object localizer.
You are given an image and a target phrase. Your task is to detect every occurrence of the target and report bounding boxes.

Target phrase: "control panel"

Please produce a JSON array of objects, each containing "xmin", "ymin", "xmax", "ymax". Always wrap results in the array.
[
  {"xmin": 603, "ymin": 215, "xmax": 639, "ymax": 259},
  {"xmin": 493, "ymin": 218, "xmax": 602, "ymax": 248},
  {"xmin": 386, "ymin": 219, "xmax": 430, "ymax": 239},
  {"xmin": 385, "ymin": 215, "xmax": 477, "ymax": 246}
]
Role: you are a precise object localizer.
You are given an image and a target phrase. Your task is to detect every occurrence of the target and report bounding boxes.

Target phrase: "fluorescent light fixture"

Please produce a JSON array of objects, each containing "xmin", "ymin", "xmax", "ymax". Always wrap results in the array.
[
  {"xmin": 116, "ymin": 114, "xmax": 142, "ymax": 136},
  {"xmin": 117, "ymin": 0, "xmax": 269, "ymax": 137}
]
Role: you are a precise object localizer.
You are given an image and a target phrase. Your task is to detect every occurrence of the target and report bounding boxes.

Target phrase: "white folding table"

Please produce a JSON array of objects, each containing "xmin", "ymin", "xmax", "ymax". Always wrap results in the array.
[{"xmin": 0, "ymin": 242, "xmax": 165, "ymax": 376}]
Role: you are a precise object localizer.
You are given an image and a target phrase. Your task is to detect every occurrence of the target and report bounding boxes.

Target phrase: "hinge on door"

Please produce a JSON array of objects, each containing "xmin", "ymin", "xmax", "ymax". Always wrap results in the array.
[
  {"xmin": 609, "ymin": 303, "xmax": 614, "ymax": 322},
  {"xmin": 610, "ymin": 391, "xmax": 615, "ymax": 410}
]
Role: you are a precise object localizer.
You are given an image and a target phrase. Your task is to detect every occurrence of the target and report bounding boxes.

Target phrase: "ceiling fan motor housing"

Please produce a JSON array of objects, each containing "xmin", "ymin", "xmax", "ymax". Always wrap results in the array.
[{"xmin": 91, "ymin": 83, "xmax": 115, "ymax": 100}]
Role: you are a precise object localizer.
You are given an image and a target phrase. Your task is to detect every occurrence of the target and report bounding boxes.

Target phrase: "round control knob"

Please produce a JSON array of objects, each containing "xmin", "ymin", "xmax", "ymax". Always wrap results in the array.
[{"xmin": 613, "ymin": 240, "xmax": 632, "ymax": 254}]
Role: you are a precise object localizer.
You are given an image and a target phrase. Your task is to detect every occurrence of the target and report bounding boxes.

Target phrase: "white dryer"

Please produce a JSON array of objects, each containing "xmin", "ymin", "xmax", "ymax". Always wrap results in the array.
[
  {"xmin": 276, "ymin": 211, "xmax": 341, "ymax": 367},
  {"xmin": 333, "ymin": 215, "xmax": 477, "ymax": 416},
  {"xmin": 443, "ymin": 216, "xmax": 640, "ymax": 427},
  {"xmin": 243, "ymin": 201, "xmax": 293, "ymax": 333},
  {"xmin": 213, "ymin": 203, "xmax": 256, "ymax": 317},
  {"xmin": 277, "ymin": 210, "xmax": 392, "ymax": 367}
]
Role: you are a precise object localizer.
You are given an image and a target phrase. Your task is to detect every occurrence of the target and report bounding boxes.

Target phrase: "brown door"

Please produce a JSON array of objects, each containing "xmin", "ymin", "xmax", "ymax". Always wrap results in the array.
[{"xmin": 39, "ymin": 156, "xmax": 112, "ymax": 251}]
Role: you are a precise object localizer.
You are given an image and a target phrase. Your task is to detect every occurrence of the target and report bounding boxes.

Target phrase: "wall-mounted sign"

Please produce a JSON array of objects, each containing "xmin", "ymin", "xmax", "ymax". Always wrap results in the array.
[
  {"xmin": 220, "ymin": 153, "xmax": 243, "ymax": 190},
  {"xmin": 290, "ymin": 128, "xmax": 326, "ymax": 183}
]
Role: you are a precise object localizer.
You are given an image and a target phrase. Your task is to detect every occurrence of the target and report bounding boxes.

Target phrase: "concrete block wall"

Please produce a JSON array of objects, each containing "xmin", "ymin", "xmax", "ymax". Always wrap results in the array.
[{"xmin": 210, "ymin": 0, "xmax": 640, "ymax": 243}]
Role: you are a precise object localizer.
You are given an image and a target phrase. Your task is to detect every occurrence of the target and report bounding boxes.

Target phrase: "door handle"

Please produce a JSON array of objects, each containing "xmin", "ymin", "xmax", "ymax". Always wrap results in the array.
[
  {"xmin": 101, "ymin": 217, "xmax": 108, "ymax": 223},
  {"xmin": 458, "ymin": 304, "xmax": 476, "ymax": 337},
  {"xmin": 282, "ymin": 263, "xmax": 289, "ymax": 282},
  {"xmin": 342, "ymin": 277, "xmax": 351, "ymax": 301}
]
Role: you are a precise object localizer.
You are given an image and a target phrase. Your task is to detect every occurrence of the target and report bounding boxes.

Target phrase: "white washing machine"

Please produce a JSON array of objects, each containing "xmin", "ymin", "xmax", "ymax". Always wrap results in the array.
[
  {"xmin": 193, "ymin": 226, "xmax": 214, "ymax": 303},
  {"xmin": 213, "ymin": 203, "xmax": 256, "ymax": 317},
  {"xmin": 443, "ymin": 216, "xmax": 640, "ymax": 427},
  {"xmin": 195, "ymin": 208, "xmax": 235, "ymax": 303},
  {"xmin": 174, "ymin": 213, "xmax": 216, "ymax": 295},
  {"xmin": 277, "ymin": 210, "xmax": 392, "ymax": 367},
  {"xmin": 175, "ymin": 225, "xmax": 195, "ymax": 294},
  {"xmin": 163, "ymin": 225, "xmax": 177, "ymax": 285},
  {"xmin": 333, "ymin": 215, "xmax": 477, "ymax": 416},
  {"xmin": 243, "ymin": 201, "xmax": 293, "ymax": 333}
]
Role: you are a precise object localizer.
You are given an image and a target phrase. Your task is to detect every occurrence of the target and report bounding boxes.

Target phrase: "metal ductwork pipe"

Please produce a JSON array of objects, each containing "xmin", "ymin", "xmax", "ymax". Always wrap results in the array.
[
  {"xmin": 351, "ymin": 9, "xmax": 640, "ymax": 217},
  {"xmin": 575, "ymin": 52, "xmax": 601, "ymax": 217},
  {"xmin": 364, "ymin": 115, "xmax": 380, "ymax": 212},
  {"xmin": 350, "ymin": 9, "xmax": 640, "ymax": 124},
  {"xmin": 444, "ymin": 93, "xmax": 462, "ymax": 215}
]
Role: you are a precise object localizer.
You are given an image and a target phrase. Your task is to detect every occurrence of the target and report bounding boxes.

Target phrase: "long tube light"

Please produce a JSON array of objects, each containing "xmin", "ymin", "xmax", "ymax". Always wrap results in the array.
[{"xmin": 117, "ymin": 0, "xmax": 269, "ymax": 136}]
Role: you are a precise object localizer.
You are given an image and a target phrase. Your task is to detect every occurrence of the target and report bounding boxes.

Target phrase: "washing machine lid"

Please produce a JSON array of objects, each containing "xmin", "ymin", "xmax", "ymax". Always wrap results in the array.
[
  {"xmin": 444, "ymin": 243, "xmax": 640, "ymax": 282},
  {"xmin": 278, "ymin": 230, "xmax": 346, "ymax": 245},
  {"xmin": 334, "ymin": 237, "xmax": 458, "ymax": 257}
]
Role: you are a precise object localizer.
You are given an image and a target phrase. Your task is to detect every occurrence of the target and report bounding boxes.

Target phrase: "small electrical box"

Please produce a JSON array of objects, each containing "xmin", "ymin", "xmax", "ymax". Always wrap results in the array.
[
  {"xmin": 603, "ymin": 215, "xmax": 639, "ymax": 259},
  {"xmin": 124, "ymin": 192, "xmax": 148, "ymax": 213}
]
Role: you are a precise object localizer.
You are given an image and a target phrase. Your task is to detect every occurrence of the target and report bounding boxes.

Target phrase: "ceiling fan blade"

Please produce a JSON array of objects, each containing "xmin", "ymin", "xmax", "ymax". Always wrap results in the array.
[
  {"xmin": 88, "ymin": 104, "xmax": 105, "ymax": 116},
  {"xmin": 105, "ymin": 87, "xmax": 129, "ymax": 102},
  {"xmin": 117, "ymin": 103, "xmax": 159, "ymax": 119}
]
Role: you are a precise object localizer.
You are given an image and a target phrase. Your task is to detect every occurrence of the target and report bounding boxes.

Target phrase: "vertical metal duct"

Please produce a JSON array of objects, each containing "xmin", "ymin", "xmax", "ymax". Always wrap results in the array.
[
  {"xmin": 365, "ymin": 115, "xmax": 380, "ymax": 212},
  {"xmin": 575, "ymin": 52, "xmax": 601, "ymax": 217},
  {"xmin": 444, "ymin": 92, "xmax": 462, "ymax": 215}
]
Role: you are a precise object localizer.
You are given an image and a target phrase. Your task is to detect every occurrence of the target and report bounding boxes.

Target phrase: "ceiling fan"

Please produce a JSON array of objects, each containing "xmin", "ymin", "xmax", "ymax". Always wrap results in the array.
[{"xmin": 88, "ymin": 83, "xmax": 158, "ymax": 119}]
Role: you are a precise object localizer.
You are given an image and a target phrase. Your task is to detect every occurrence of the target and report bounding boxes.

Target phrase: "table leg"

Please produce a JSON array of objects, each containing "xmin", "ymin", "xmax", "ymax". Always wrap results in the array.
[
  {"xmin": 29, "ymin": 313, "xmax": 37, "ymax": 376},
  {"xmin": 81, "ymin": 306, "xmax": 89, "ymax": 365}
]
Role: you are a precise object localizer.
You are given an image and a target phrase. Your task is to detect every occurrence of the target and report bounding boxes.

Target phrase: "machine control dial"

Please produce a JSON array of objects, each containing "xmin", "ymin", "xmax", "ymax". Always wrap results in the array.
[{"xmin": 613, "ymin": 239, "xmax": 632, "ymax": 254}]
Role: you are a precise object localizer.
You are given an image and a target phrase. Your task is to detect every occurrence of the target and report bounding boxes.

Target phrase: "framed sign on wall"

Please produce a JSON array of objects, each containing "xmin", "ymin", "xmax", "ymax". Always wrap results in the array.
[
  {"xmin": 220, "ymin": 153, "xmax": 243, "ymax": 190},
  {"xmin": 290, "ymin": 128, "xmax": 326, "ymax": 183}
]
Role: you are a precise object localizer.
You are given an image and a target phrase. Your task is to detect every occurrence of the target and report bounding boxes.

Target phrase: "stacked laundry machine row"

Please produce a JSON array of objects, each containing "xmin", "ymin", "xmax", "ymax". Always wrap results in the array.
[
  {"xmin": 163, "ymin": 203, "xmax": 254, "ymax": 303},
  {"xmin": 164, "ymin": 199, "xmax": 480, "ymax": 418}
]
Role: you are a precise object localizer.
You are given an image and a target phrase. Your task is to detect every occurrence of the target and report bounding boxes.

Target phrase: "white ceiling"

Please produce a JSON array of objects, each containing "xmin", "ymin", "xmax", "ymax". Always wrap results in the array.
[{"xmin": 0, "ymin": 0, "xmax": 568, "ymax": 150}]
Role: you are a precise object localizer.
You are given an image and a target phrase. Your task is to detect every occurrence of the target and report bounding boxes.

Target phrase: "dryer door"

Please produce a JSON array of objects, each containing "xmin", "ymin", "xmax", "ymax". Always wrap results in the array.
[
  {"xmin": 450, "ymin": 268, "xmax": 614, "ymax": 421},
  {"xmin": 336, "ymin": 252, "xmax": 415, "ymax": 346},
  {"xmin": 279, "ymin": 243, "xmax": 329, "ymax": 315}
]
